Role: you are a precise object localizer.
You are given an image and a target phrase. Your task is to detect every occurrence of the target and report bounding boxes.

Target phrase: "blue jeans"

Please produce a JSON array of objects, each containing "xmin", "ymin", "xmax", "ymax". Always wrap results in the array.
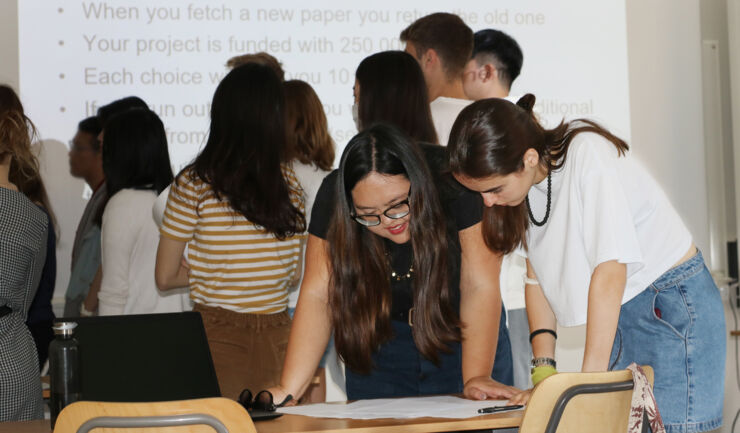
[
  {"xmin": 346, "ymin": 306, "xmax": 513, "ymax": 400},
  {"xmin": 609, "ymin": 250, "xmax": 725, "ymax": 433}
]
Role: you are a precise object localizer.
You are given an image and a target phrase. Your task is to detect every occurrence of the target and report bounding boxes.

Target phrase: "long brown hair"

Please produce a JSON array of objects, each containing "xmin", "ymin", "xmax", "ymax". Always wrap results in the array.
[
  {"xmin": 355, "ymin": 51, "xmax": 438, "ymax": 144},
  {"xmin": 284, "ymin": 80, "xmax": 335, "ymax": 171},
  {"xmin": 182, "ymin": 63, "xmax": 305, "ymax": 239},
  {"xmin": 0, "ymin": 85, "xmax": 57, "ymax": 231},
  {"xmin": 328, "ymin": 124, "xmax": 460, "ymax": 373},
  {"xmin": 448, "ymin": 94, "xmax": 629, "ymax": 253}
]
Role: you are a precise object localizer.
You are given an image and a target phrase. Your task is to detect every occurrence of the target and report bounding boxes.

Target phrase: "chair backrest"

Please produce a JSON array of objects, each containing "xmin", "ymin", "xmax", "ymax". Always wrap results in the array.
[
  {"xmin": 53, "ymin": 397, "xmax": 257, "ymax": 433},
  {"xmin": 519, "ymin": 366, "xmax": 654, "ymax": 433}
]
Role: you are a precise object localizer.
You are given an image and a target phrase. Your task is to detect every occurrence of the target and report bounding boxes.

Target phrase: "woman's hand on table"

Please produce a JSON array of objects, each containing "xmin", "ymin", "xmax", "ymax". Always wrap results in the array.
[
  {"xmin": 507, "ymin": 388, "xmax": 532, "ymax": 406},
  {"xmin": 463, "ymin": 376, "xmax": 520, "ymax": 400},
  {"xmin": 266, "ymin": 385, "xmax": 297, "ymax": 407}
]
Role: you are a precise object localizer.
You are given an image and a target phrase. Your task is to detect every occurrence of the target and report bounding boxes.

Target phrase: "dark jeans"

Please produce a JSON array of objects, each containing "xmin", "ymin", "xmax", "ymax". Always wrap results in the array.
[{"xmin": 346, "ymin": 306, "xmax": 513, "ymax": 399}]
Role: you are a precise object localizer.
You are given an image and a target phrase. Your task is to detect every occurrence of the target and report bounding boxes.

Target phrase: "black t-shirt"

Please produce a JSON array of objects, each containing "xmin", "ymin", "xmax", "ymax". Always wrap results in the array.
[{"xmin": 308, "ymin": 143, "xmax": 483, "ymax": 319}]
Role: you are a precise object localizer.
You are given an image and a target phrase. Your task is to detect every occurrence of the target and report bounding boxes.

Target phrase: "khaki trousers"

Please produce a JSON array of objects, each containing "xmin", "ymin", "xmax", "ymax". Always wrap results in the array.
[{"xmin": 194, "ymin": 303, "xmax": 291, "ymax": 400}]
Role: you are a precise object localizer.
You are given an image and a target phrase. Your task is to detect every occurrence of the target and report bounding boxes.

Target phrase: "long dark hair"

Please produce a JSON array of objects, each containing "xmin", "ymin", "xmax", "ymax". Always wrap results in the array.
[
  {"xmin": 102, "ymin": 108, "xmax": 174, "ymax": 198},
  {"xmin": 180, "ymin": 63, "xmax": 305, "ymax": 239},
  {"xmin": 284, "ymin": 80, "xmax": 335, "ymax": 171},
  {"xmin": 448, "ymin": 94, "xmax": 629, "ymax": 253},
  {"xmin": 355, "ymin": 51, "xmax": 438, "ymax": 144},
  {"xmin": 328, "ymin": 123, "xmax": 460, "ymax": 373}
]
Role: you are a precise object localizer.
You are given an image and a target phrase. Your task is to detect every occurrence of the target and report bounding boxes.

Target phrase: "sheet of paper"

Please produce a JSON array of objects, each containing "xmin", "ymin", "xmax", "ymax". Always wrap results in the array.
[{"xmin": 277, "ymin": 396, "xmax": 525, "ymax": 419}]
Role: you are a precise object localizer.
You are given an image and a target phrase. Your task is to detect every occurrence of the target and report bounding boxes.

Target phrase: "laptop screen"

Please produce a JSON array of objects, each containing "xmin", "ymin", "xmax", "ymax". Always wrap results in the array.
[{"xmin": 56, "ymin": 312, "xmax": 221, "ymax": 402}]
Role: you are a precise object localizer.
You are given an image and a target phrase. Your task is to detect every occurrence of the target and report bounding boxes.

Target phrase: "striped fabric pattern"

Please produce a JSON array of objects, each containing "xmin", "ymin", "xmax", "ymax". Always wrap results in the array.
[{"xmin": 160, "ymin": 168, "xmax": 305, "ymax": 314}]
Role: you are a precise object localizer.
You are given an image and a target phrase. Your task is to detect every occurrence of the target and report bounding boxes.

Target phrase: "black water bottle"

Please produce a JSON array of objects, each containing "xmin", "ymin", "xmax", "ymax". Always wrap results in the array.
[{"xmin": 48, "ymin": 321, "xmax": 81, "ymax": 428}]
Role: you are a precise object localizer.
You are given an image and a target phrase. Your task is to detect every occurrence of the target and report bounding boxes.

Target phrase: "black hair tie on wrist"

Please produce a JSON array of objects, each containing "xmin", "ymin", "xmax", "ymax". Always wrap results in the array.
[{"xmin": 529, "ymin": 328, "xmax": 557, "ymax": 343}]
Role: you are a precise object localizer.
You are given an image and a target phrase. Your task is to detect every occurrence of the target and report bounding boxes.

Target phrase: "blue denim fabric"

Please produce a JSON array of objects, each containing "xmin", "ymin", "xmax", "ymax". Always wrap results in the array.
[
  {"xmin": 346, "ymin": 305, "xmax": 513, "ymax": 400},
  {"xmin": 609, "ymin": 251, "xmax": 725, "ymax": 433}
]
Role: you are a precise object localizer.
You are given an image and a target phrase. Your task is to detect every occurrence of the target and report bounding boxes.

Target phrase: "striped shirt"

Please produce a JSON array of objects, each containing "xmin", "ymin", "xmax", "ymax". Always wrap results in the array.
[{"xmin": 160, "ymin": 168, "xmax": 305, "ymax": 314}]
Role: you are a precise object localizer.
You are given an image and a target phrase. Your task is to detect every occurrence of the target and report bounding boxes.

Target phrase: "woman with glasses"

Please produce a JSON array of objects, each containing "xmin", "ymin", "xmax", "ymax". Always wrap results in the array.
[
  {"xmin": 351, "ymin": 52, "xmax": 513, "ymax": 389},
  {"xmin": 269, "ymin": 123, "xmax": 517, "ymax": 403}
]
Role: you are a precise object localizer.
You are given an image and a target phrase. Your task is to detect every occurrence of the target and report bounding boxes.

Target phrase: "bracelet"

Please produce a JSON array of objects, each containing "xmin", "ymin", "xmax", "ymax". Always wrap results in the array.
[
  {"xmin": 523, "ymin": 276, "xmax": 540, "ymax": 285},
  {"xmin": 529, "ymin": 328, "xmax": 557, "ymax": 343},
  {"xmin": 531, "ymin": 357, "xmax": 556, "ymax": 368},
  {"xmin": 531, "ymin": 365, "xmax": 557, "ymax": 386}
]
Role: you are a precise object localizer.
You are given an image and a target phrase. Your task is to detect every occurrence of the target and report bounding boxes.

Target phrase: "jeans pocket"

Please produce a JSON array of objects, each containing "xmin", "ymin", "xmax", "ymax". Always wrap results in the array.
[{"xmin": 652, "ymin": 286, "xmax": 690, "ymax": 340}]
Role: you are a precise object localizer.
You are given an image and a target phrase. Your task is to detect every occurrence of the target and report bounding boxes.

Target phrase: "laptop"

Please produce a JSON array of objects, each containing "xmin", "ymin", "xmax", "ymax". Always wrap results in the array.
[
  {"xmin": 55, "ymin": 312, "xmax": 281, "ymax": 421},
  {"xmin": 56, "ymin": 312, "xmax": 221, "ymax": 402}
]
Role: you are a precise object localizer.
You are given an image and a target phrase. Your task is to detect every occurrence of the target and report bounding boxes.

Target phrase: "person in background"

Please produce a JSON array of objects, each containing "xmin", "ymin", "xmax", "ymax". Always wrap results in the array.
[
  {"xmin": 74, "ymin": 96, "xmax": 148, "ymax": 316},
  {"xmin": 462, "ymin": 29, "xmax": 524, "ymax": 101},
  {"xmin": 155, "ymin": 64, "xmax": 306, "ymax": 399},
  {"xmin": 270, "ymin": 124, "xmax": 516, "ymax": 404},
  {"xmin": 0, "ymin": 85, "xmax": 57, "ymax": 370},
  {"xmin": 97, "ymin": 108, "xmax": 188, "ymax": 315},
  {"xmin": 0, "ymin": 87, "xmax": 47, "ymax": 421},
  {"xmin": 352, "ymin": 51, "xmax": 438, "ymax": 144},
  {"xmin": 400, "ymin": 13, "xmax": 473, "ymax": 146},
  {"xmin": 226, "ymin": 51, "xmax": 285, "ymax": 80},
  {"xmin": 64, "ymin": 116, "xmax": 103, "ymax": 317},
  {"xmin": 448, "ymin": 95, "xmax": 726, "ymax": 433},
  {"xmin": 283, "ymin": 79, "xmax": 336, "ymax": 402},
  {"xmin": 461, "ymin": 28, "xmax": 531, "ymax": 390}
]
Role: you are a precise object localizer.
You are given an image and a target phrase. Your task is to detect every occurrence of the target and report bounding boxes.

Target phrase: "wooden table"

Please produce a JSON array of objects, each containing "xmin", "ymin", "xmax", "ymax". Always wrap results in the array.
[{"xmin": 0, "ymin": 410, "xmax": 522, "ymax": 433}]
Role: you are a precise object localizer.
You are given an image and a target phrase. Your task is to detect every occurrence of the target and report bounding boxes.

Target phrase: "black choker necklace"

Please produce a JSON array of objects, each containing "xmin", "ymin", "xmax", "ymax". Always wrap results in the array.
[{"xmin": 525, "ymin": 172, "xmax": 551, "ymax": 227}]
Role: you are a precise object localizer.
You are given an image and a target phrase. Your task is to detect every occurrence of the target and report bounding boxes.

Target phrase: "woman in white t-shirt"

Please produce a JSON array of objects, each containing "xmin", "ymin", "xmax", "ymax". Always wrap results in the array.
[
  {"xmin": 98, "ymin": 108, "xmax": 189, "ymax": 315},
  {"xmin": 447, "ymin": 94, "xmax": 725, "ymax": 433}
]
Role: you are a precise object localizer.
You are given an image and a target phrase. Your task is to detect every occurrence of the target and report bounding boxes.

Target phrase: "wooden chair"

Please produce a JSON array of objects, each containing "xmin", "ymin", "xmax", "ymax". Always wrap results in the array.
[
  {"xmin": 53, "ymin": 397, "xmax": 257, "ymax": 433},
  {"xmin": 519, "ymin": 366, "xmax": 654, "ymax": 433}
]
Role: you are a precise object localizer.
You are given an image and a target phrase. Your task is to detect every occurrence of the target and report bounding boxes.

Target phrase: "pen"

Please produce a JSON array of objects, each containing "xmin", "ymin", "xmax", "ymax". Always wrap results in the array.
[{"xmin": 477, "ymin": 404, "xmax": 524, "ymax": 414}]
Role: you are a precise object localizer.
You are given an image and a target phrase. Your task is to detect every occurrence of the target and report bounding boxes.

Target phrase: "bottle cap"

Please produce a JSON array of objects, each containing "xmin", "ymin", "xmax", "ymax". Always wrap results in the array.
[{"xmin": 53, "ymin": 321, "xmax": 78, "ymax": 336}]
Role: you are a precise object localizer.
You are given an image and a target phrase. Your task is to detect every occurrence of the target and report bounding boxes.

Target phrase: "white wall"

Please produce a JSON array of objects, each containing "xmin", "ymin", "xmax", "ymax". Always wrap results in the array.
[
  {"xmin": 725, "ymin": 0, "xmax": 740, "ymax": 431},
  {"xmin": 0, "ymin": 1, "xmax": 18, "ymax": 89}
]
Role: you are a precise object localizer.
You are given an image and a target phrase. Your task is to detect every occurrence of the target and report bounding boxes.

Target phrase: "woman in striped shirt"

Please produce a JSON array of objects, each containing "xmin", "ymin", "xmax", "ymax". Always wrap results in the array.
[{"xmin": 155, "ymin": 64, "xmax": 306, "ymax": 399}]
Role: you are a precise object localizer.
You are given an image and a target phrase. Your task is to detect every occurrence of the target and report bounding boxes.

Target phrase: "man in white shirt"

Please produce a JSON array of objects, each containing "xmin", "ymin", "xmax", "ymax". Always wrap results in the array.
[
  {"xmin": 463, "ymin": 28, "xmax": 531, "ymax": 391},
  {"xmin": 400, "ymin": 13, "xmax": 473, "ymax": 146}
]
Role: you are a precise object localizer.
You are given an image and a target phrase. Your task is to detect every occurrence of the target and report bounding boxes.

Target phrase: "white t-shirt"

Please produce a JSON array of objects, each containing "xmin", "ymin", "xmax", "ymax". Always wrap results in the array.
[
  {"xmin": 152, "ymin": 184, "xmax": 170, "ymax": 227},
  {"xmin": 288, "ymin": 161, "xmax": 331, "ymax": 308},
  {"xmin": 430, "ymin": 96, "xmax": 472, "ymax": 146},
  {"xmin": 99, "ymin": 189, "xmax": 190, "ymax": 315},
  {"xmin": 526, "ymin": 133, "xmax": 692, "ymax": 326},
  {"xmin": 500, "ymin": 252, "xmax": 527, "ymax": 311}
]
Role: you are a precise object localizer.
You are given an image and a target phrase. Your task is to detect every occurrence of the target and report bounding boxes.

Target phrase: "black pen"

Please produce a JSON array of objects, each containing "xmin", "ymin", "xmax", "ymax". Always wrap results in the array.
[{"xmin": 477, "ymin": 404, "xmax": 524, "ymax": 414}]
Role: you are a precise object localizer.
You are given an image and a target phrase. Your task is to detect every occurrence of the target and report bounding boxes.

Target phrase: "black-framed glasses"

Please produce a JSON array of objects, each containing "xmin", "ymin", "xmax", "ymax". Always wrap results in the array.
[
  {"xmin": 351, "ymin": 198, "xmax": 410, "ymax": 227},
  {"xmin": 238, "ymin": 389, "xmax": 293, "ymax": 412}
]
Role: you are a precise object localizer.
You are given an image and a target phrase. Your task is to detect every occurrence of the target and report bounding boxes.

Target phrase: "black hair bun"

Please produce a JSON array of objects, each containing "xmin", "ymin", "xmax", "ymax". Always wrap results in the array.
[{"xmin": 516, "ymin": 94, "xmax": 536, "ymax": 112}]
